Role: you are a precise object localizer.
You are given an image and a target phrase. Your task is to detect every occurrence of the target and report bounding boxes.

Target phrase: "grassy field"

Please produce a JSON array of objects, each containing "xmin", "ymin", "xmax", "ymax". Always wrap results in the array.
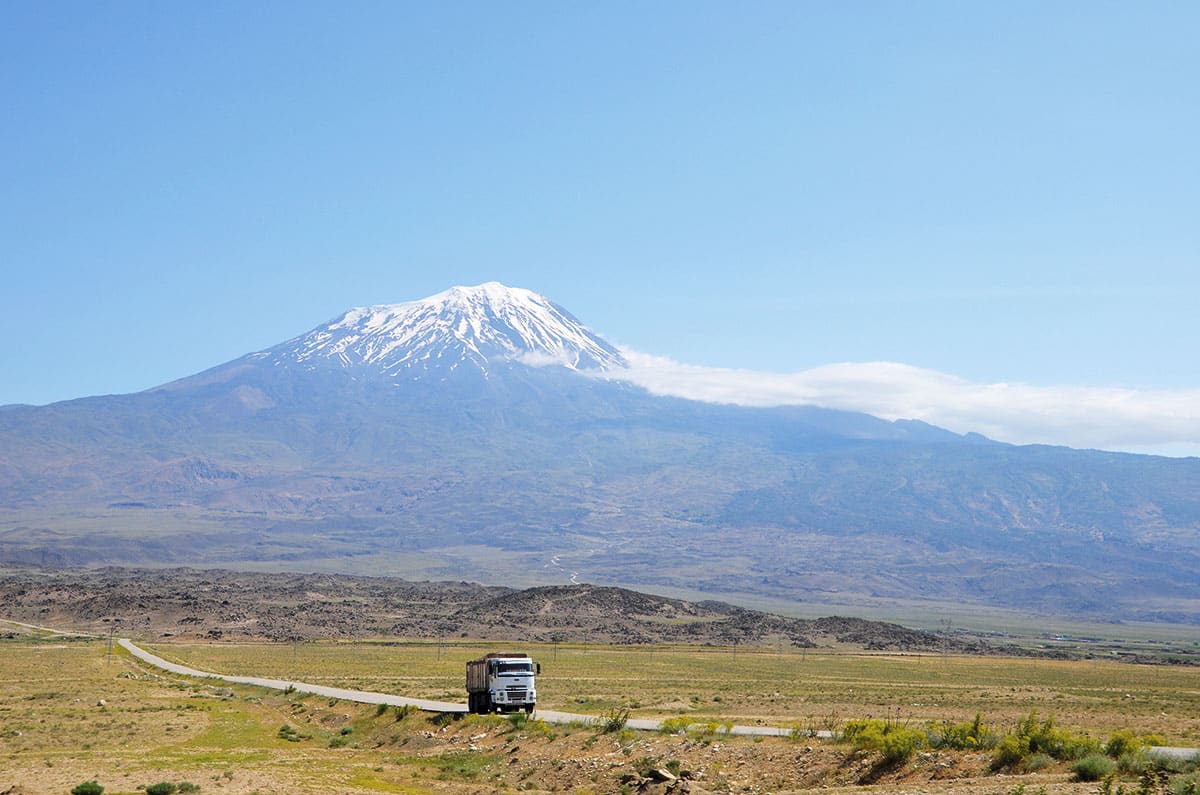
[
  {"xmin": 141, "ymin": 639, "xmax": 1200, "ymax": 743},
  {"xmin": 0, "ymin": 638, "xmax": 483, "ymax": 794},
  {"xmin": 3, "ymin": 637, "xmax": 1199, "ymax": 795}
]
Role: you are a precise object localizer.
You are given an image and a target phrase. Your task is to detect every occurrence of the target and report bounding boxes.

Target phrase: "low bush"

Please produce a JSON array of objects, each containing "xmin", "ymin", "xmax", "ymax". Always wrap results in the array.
[
  {"xmin": 1064, "ymin": 735, "xmax": 1104, "ymax": 761},
  {"xmin": 1072, "ymin": 754, "xmax": 1115, "ymax": 782},
  {"xmin": 659, "ymin": 717, "xmax": 691, "ymax": 735},
  {"xmin": 843, "ymin": 719, "xmax": 926, "ymax": 764},
  {"xmin": 1150, "ymin": 753, "xmax": 1200, "ymax": 775},
  {"xmin": 1022, "ymin": 753, "xmax": 1054, "ymax": 773},
  {"xmin": 596, "ymin": 707, "xmax": 629, "ymax": 734},
  {"xmin": 70, "ymin": 782, "xmax": 104, "ymax": 795},
  {"xmin": 1171, "ymin": 774, "xmax": 1200, "ymax": 795},
  {"xmin": 276, "ymin": 724, "xmax": 309, "ymax": 742},
  {"xmin": 694, "ymin": 721, "xmax": 725, "ymax": 738},
  {"xmin": 790, "ymin": 725, "xmax": 816, "ymax": 740},
  {"xmin": 993, "ymin": 734, "xmax": 1028, "ymax": 770},
  {"xmin": 928, "ymin": 713, "xmax": 995, "ymax": 750},
  {"xmin": 992, "ymin": 712, "xmax": 1101, "ymax": 769},
  {"xmin": 631, "ymin": 756, "xmax": 662, "ymax": 778},
  {"xmin": 430, "ymin": 712, "xmax": 459, "ymax": 728},
  {"xmin": 145, "ymin": 783, "xmax": 178, "ymax": 795},
  {"xmin": 1117, "ymin": 750, "xmax": 1148, "ymax": 775},
  {"xmin": 1106, "ymin": 730, "xmax": 1143, "ymax": 758}
]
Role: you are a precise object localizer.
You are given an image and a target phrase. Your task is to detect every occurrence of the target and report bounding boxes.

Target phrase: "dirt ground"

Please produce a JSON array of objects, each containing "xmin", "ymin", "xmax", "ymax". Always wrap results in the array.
[
  {"xmin": 2, "ymin": 567, "xmax": 1197, "ymax": 795},
  {"xmin": 0, "ymin": 658, "xmax": 1134, "ymax": 795}
]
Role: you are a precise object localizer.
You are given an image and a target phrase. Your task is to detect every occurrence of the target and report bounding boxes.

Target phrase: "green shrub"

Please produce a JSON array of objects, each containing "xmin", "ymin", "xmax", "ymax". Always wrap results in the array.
[
  {"xmin": 1072, "ymin": 754, "xmax": 1115, "ymax": 782},
  {"xmin": 596, "ymin": 707, "xmax": 629, "ymax": 734},
  {"xmin": 992, "ymin": 712, "xmax": 1101, "ymax": 769},
  {"xmin": 880, "ymin": 729, "xmax": 925, "ymax": 764},
  {"xmin": 71, "ymin": 782, "xmax": 104, "ymax": 795},
  {"xmin": 1022, "ymin": 753, "xmax": 1054, "ymax": 772},
  {"xmin": 928, "ymin": 713, "xmax": 995, "ymax": 750},
  {"xmin": 276, "ymin": 724, "xmax": 307, "ymax": 742},
  {"xmin": 177, "ymin": 784, "xmax": 200, "ymax": 794},
  {"xmin": 843, "ymin": 719, "xmax": 926, "ymax": 763},
  {"xmin": 992, "ymin": 734, "xmax": 1028, "ymax": 770},
  {"xmin": 1106, "ymin": 730, "xmax": 1143, "ymax": 758},
  {"xmin": 1117, "ymin": 750, "xmax": 1148, "ymax": 775},
  {"xmin": 1170, "ymin": 774, "xmax": 1200, "ymax": 795},
  {"xmin": 659, "ymin": 717, "xmax": 691, "ymax": 735},
  {"xmin": 1151, "ymin": 753, "xmax": 1200, "ymax": 775},
  {"xmin": 1138, "ymin": 770, "xmax": 1173, "ymax": 794},
  {"xmin": 631, "ymin": 756, "xmax": 662, "ymax": 778},
  {"xmin": 1063, "ymin": 734, "xmax": 1103, "ymax": 761},
  {"xmin": 145, "ymin": 784, "xmax": 178, "ymax": 795}
]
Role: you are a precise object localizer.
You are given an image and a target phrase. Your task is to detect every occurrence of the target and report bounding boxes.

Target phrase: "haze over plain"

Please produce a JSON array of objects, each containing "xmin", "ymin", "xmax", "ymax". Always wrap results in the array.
[{"xmin": 2, "ymin": 3, "xmax": 1197, "ymax": 455}]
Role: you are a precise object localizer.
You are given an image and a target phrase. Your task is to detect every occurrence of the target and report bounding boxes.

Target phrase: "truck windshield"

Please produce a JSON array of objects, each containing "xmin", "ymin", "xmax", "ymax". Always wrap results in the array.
[{"xmin": 495, "ymin": 662, "xmax": 533, "ymax": 675}]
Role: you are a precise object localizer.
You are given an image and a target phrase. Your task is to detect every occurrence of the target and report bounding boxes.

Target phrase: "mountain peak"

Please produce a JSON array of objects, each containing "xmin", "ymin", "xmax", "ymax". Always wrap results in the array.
[{"xmin": 272, "ymin": 282, "xmax": 627, "ymax": 377}]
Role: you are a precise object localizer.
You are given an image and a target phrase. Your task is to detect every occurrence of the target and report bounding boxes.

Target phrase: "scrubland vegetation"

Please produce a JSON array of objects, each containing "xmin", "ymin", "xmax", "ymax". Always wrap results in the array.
[
  {"xmin": 146, "ymin": 638, "xmax": 1200, "ymax": 741},
  {"xmin": 2, "ymin": 637, "xmax": 1198, "ymax": 794}
]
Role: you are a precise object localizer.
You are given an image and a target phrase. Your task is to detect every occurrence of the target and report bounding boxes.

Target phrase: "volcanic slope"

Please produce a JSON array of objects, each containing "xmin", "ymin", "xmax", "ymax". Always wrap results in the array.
[
  {"xmin": 2, "ymin": 282, "xmax": 1199, "ymax": 622},
  {"xmin": 0, "ymin": 567, "xmax": 985, "ymax": 652}
]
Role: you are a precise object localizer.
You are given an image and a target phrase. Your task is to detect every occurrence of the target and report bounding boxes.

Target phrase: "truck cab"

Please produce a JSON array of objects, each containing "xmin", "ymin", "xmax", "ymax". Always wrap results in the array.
[{"xmin": 466, "ymin": 652, "xmax": 540, "ymax": 714}]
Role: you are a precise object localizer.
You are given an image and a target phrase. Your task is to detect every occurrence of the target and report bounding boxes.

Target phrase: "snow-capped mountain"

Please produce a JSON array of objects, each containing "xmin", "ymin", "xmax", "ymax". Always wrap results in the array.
[
  {"xmin": 4, "ymin": 281, "xmax": 1200, "ymax": 625},
  {"xmin": 268, "ymin": 282, "xmax": 626, "ymax": 377}
]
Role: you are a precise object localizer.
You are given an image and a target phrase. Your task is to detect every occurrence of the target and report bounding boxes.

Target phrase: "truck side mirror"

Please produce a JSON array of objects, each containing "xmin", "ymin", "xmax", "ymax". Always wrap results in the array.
[{"xmin": 536, "ymin": 663, "xmax": 541, "ymax": 675}]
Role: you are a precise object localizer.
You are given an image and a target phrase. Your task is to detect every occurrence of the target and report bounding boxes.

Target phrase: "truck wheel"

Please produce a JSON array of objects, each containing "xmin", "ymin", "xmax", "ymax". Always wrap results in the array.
[{"xmin": 524, "ymin": 704, "xmax": 534, "ymax": 715}]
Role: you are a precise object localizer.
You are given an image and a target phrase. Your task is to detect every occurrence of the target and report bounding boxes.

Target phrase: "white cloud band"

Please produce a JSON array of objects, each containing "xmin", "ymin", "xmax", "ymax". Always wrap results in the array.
[{"xmin": 608, "ymin": 349, "xmax": 1200, "ymax": 457}]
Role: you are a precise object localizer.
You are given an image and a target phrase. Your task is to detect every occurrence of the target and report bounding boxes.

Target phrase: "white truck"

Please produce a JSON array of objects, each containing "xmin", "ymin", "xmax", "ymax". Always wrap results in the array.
[{"xmin": 466, "ymin": 652, "xmax": 540, "ymax": 714}]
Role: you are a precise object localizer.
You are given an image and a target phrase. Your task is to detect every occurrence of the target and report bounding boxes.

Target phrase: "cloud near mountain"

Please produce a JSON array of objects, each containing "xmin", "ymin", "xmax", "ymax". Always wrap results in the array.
[
  {"xmin": 611, "ymin": 350, "xmax": 1200, "ymax": 457},
  {"xmin": 5, "ymin": 281, "xmax": 1199, "ymax": 621}
]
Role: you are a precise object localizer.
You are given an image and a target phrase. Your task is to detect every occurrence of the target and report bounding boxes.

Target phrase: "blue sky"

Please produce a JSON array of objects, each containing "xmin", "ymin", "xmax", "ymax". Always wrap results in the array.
[{"xmin": 2, "ymin": 3, "xmax": 1198, "ymax": 453}]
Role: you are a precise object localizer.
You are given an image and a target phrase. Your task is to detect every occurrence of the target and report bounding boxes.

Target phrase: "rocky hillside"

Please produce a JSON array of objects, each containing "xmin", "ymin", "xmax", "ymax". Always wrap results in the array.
[{"xmin": 0, "ymin": 566, "xmax": 979, "ymax": 653}]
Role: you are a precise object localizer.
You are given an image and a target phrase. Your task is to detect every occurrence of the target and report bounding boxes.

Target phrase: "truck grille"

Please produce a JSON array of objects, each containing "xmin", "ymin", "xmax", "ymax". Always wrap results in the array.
[{"xmin": 505, "ymin": 686, "xmax": 528, "ymax": 701}]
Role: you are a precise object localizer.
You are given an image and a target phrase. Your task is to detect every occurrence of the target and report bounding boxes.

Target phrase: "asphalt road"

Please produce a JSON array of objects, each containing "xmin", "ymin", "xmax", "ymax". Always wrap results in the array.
[
  {"xmin": 119, "ymin": 639, "xmax": 1199, "ymax": 756},
  {"xmin": 118, "ymin": 639, "xmax": 465, "ymax": 713},
  {"xmin": 119, "ymin": 638, "xmax": 815, "ymax": 737}
]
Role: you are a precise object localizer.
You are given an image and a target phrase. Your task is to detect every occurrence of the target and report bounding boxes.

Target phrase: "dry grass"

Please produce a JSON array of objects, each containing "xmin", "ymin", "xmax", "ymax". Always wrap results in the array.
[
  {"xmin": 146, "ymin": 639, "xmax": 1200, "ymax": 743},
  {"xmin": 0, "ymin": 640, "xmax": 427, "ymax": 794},
  {"xmin": 3, "ymin": 637, "xmax": 1198, "ymax": 795}
]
